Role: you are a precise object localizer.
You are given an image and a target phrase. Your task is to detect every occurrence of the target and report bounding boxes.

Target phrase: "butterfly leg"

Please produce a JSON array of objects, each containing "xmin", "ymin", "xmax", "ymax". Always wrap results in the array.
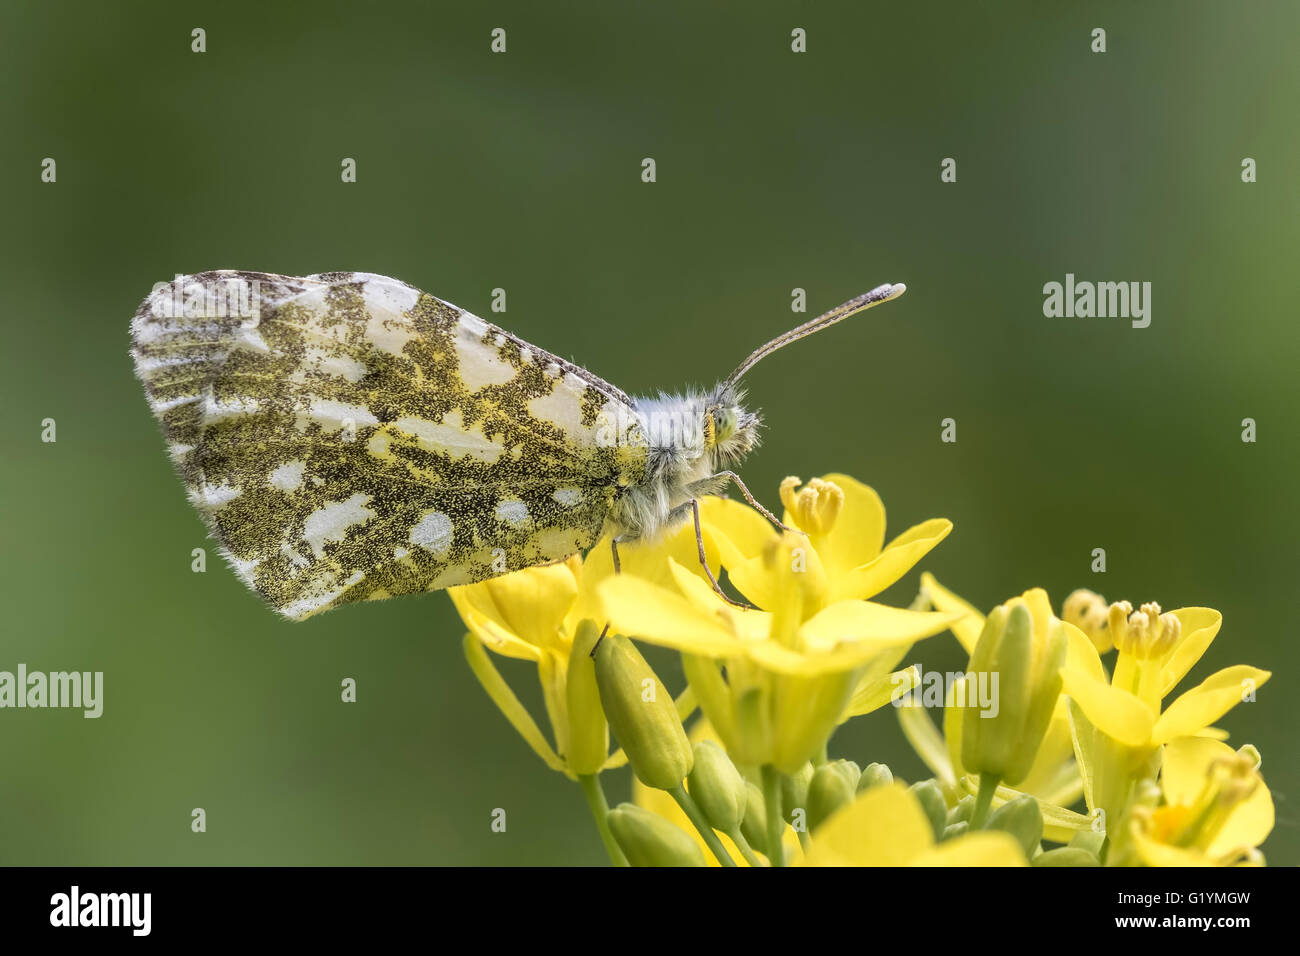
[
  {"xmin": 701, "ymin": 470, "xmax": 800, "ymax": 535},
  {"xmin": 589, "ymin": 622, "xmax": 610, "ymax": 658},
  {"xmin": 677, "ymin": 498, "xmax": 754, "ymax": 611},
  {"xmin": 590, "ymin": 539, "xmax": 624, "ymax": 657}
]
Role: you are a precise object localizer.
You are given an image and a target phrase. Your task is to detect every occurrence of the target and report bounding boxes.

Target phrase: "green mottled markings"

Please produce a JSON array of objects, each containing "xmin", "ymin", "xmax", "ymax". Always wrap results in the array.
[{"xmin": 131, "ymin": 271, "xmax": 647, "ymax": 619}]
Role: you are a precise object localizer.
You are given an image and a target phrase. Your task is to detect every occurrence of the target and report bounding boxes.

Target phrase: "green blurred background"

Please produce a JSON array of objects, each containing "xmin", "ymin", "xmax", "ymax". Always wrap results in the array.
[{"xmin": 2, "ymin": 1, "xmax": 1296, "ymax": 865}]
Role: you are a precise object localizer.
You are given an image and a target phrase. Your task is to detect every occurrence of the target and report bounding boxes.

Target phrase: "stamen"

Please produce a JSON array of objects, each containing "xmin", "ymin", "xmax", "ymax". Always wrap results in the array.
[{"xmin": 778, "ymin": 476, "xmax": 844, "ymax": 535}]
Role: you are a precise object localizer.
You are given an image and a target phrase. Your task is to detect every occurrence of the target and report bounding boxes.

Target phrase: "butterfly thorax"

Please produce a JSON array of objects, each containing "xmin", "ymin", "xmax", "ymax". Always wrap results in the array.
[{"xmin": 606, "ymin": 384, "xmax": 761, "ymax": 542}]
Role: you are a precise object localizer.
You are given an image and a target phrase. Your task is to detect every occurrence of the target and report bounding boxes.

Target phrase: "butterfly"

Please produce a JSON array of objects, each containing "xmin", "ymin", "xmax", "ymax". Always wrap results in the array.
[{"xmin": 130, "ymin": 271, "xmax": 905, "ymax": 620}]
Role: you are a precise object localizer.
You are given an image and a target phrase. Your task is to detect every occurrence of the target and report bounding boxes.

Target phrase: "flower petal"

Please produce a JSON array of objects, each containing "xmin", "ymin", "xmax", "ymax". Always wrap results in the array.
[
  {"xmin": 1159, "ymin": 608, "xmax": 1223, "ymax": 697},
  {"xmin": 1160, "ymin": 736, "xmax": 1232, "ymax": 804},
  {"xmin": 1061, "ymin": 668, "xmax": 1155, "ymax": 747},
  {"xmin": 449, "ymin": 594, "xmax": 544, "ymax": 661},
  {"xmin": 846, "ymin": 665, "xmax": 920, "ymax": 720},
  {"xmin": 727, "ymin": 535, "xmax": 829, "ymax": 612},
  {"xmin": 461, "ymin": 634, "xmax": 566, "ymax": 773},
  {"xmin": 910, "ymin": 832, "xmax": 1026, "ymax": 866},
  {"xmin": 919, "ymin": 572, "xmax": 986, "ymax": 655},
  {"xmin": 700, "ymin": 496, "xmax": 775, "ymax": 565},
  {"xmin": 750, "ymin": 602, "xmax": 958, "ymax": 675},
  {"xmin": 450, "ymin": 557, "xmax": 580, "ymax": 653},
  {"xmin": 1210, "ymin": 776, "xmax": 1274, "ymax": 860},
  {"xmin": 1063, "ymin": 621, "xmax": 1107, "ymax": 682},
  {"xmin": 573, "ymin": 524, "xmax": 721, "ymax": 625},
  {"xmin": 829, "ymin": 518, "xmax": 952, "ymax": 603},
  {"xmin": 1132, "ymin": 831, "xmax": 1213, "ymax": 867},
  {"xmin": 800, "ymin": 601, "xmax": 960, "ymax": 652},
  {"xmin": 1152, "ymin": 666, "xmax": 1271, "ymax": 745},
  {"xmin": 799, "ymin": 473, "xmax": 886, "ymax": 578},
  {"xmin": 802, "ymin": 784, "xmax": 934, "ymax": 866},
  {"xmin": 597, "ymin": 575, "xmax": 748, "ymax": 657}
]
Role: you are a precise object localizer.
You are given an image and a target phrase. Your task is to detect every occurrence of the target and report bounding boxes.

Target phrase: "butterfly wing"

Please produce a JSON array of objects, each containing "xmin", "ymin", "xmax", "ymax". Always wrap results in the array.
[{"xmin": 130, "ymin": 271, "xmax": 646, "ymax": 620}]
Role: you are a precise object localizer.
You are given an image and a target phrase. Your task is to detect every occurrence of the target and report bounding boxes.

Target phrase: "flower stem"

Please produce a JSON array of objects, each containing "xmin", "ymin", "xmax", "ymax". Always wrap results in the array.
[
  {"xmin": 669, "ymin": 785, "xmax": 737, "ymax": 867},
  {"xmin": 971, "ymin": 772, "xmax": 1001, "ymax": 830},
  {"xmin": 727, "ymin": 827, "xmax": 767, "ymax": 867},
  {"xmin": 762, "ymin": 765, "xmax": 786, "ymax": 867},
  {"xmin": 578, "ymin": 773, "xmax": 627, "ymax": 867}
]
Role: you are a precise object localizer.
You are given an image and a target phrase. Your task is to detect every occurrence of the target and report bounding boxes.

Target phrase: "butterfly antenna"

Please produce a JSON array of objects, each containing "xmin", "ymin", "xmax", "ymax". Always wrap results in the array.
[{"xmin": 723, "ymin": 282, "xmax": 906, "ymax": 388}]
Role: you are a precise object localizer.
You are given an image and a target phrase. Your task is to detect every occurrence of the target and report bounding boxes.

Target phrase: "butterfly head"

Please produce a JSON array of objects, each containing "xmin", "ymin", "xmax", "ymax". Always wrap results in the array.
[{"xmin": 702, "ymin": 385, "xmax": 761, "ymax": 466}]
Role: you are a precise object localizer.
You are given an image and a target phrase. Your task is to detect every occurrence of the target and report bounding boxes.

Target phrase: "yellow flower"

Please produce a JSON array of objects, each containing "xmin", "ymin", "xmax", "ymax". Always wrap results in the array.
[
  {"xmin": 450, "ymin": 554, "xmax": 605, "ymax": 778},
  {"xmin": 598, "ymin": 483, "xmax": 959, "ymax": 773},
  {"xmin": 1060, "ymin": 598, "xmax": 1270, "ymax": 822},
  {"xmin": 1127, "ymin": 737, "xmax": 1273, "ymax": 866},
  {"xmin": 705, "ymin": 473, "xmax": 952, "ymax": 610},
  {"xmin": 450, "ymin": 520, "xmax": 716, "ymax": 778},
  {"xmin": 801, "ymin": 783, "xmax": 1026, "ymax": 866}
]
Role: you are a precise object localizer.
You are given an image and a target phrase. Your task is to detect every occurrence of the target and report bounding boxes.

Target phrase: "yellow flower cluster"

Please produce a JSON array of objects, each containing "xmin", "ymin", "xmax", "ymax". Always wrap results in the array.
[{"xmin": 449, "ymin": 473, "xmax": 1273, "ymax": 867}]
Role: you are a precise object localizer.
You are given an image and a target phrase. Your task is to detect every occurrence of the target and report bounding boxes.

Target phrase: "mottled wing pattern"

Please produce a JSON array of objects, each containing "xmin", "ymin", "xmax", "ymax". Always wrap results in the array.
[{"xmin": 130, "ymin": 271, "xmax": 646, "ymax": 620}]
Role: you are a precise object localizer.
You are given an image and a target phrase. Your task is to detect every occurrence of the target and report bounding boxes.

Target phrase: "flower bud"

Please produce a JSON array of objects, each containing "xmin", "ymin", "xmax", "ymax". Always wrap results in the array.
[
  {"xmin": 942, "ymin": 821, "xmax": 969, "ymax": 841},
  {"xmin": 909, "ymin": 780, "xmax": 948, "ymax": 841},
  {"xmin": 857, "ymin": 762, "xmax": 894, "ymax": 793},
  {"xmin": 1032, "ymin": 847, "xmax": 1099, "ymax": 867},
  {"xmin": 782, "ymin": 761, "xmax": 815, "ymax": 824},
  {"xmin": 740, "ymin": 780, "xmax": 769, "ymax": 856},
  {"xmin": 687, "ymin": 740, "xmax": 747, "ymax": 834},
  {"xmin": 1062, "ymin": 589, "xmax": 1111, "ymax": 653},
  {"xmin": 985, "ymin": 795, "xmax": 1044, "ymax": 858},
  {"xmin": 594, "ymin": 634, "xmax": 693, "ymax": 790},
  {"xmin": 606, "ymin": 804, "xmax": 707, "ymax": 867},
  {"xmin": 947, "ymin": 794, "xmax": 975, "ymax": 825},
  {"xmin": 962, "ymin": 594, "xmax": 1067, "ymax": 785},
  {"xmin": 807, "ymin": 760, "xmax": 861, "ymax": 831},
  {"xmin": 564, "ymin": 619, "xmax": 609, "ymax": 776}
]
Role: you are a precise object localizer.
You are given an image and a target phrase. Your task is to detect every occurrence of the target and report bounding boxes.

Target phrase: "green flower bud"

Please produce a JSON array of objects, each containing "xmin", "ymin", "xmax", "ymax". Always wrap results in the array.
[
  {"xmin": 942, "ymin": 821, "xmax": 969, "ymax": 841},
  {"xmin": 1032, "ymin": 847, "xmax": 1100, "ymax": 867},
  {"xmin": 857, "ymin": 762, "xmax": 894, "ymax": 793},
  {"xmin": 564, "ymin": 620, "xmax": 609, "ymax": 776},
  {"xmin": 985, "ymin": 795, "xmax": 1044, "ymax": 858},
  {"xmin": 740, "ymin": 780, "xmax": 768, "ymax": 856},
  {"xmin": 962, "ymin": 595, "xmax": 1067, "ymax": 786},
  {"xmin": 947, "ymin": 794, "xmax": 975, "ymax": 825},
  {"xmin": 782, "ymin": 761, "xmax": 815, "ymax": 824},
  {"xmin": 909, "ymin": 780, "xmax": 948, "ymax": 841},
  {"xmin": 807, "ymin": 760, "xmax": 861, "ymax": 831},
  {"xmin": 594, "ymin": 634, "xmax": 693, "ymax": 790},
  {"xmin": 687, "ymin": 741, "xmax": 747, "ymax": 834},
  {"xmin": 606, "ymin": 803, "xmax": 707, "ymax": 867}
]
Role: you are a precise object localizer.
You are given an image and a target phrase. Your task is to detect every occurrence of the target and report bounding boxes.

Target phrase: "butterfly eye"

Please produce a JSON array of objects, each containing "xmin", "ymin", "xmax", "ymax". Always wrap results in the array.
[
  {"xmin": 702, "ymin": 411, "xmax": 717, "ymax": 447},
  {"xmin": 714, "ymin": 408, "xmax": 734, "ymax": 441}
]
